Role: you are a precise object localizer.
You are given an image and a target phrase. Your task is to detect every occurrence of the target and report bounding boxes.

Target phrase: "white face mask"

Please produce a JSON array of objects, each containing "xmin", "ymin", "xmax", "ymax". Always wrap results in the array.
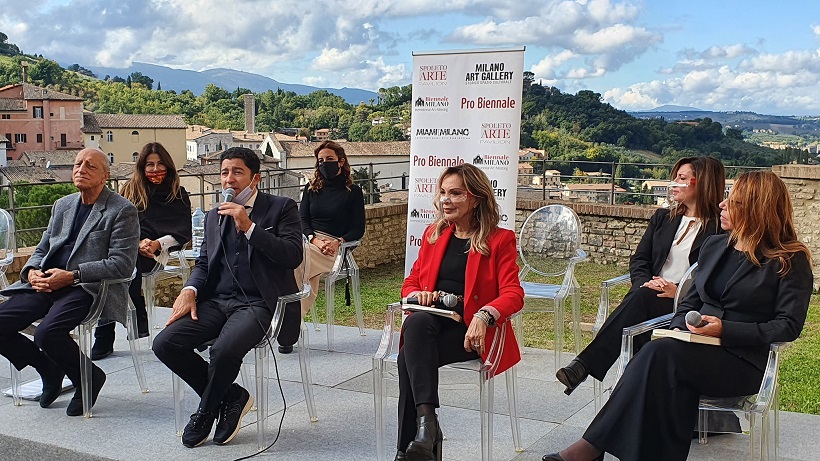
[{"xmin": 232, "ymin": 185, "xmax": 254, "ymax": 206}]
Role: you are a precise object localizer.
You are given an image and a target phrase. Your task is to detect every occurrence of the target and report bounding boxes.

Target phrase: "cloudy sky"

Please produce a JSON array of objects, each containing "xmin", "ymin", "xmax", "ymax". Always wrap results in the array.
[{"xmin": 2, "ymin": 0, "xmax": 819, "ymax": 115}]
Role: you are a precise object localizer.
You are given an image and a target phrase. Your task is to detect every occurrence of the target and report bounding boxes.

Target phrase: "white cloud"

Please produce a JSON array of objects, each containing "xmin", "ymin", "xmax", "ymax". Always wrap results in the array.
[{"xmin": 530, "ymin": 50, "xmax": 576, "ymax": 79}]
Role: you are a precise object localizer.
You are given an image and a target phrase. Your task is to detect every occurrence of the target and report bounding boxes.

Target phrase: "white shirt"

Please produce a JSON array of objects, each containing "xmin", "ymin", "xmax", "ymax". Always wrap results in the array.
[{"xmin": 659, "ymin": 215, "xmax": 701, "ymax": 283}]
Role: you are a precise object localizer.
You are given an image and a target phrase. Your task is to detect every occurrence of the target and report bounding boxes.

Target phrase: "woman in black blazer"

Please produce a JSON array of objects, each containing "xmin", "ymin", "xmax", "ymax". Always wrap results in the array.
[
  {"xmin": 544, "ymin": 171, "xmax": 813, "ymax": 461},
  {"xmin": 557, "ymin": 156, "xmax": 726, "ymax": 394}
]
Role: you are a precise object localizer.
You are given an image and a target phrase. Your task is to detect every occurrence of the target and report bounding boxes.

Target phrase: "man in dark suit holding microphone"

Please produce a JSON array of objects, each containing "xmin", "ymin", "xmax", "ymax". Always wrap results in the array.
[{"xmin": 153, "ymin": 147, "xmax": 303, "ymax": 448}]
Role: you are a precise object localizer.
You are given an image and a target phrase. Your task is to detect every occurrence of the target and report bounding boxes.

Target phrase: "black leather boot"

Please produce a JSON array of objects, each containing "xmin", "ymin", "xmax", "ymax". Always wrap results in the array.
[
  {"xmin": 405, "ymin": 414, "xmax": 443, "ymax": 461},
  {"xmin": 556, "ymin": 358, "xmax": 590, "ymax": 396},
  {"xmin": 394, "ymin": 451, "xmax": 408, "ymax": 461}
]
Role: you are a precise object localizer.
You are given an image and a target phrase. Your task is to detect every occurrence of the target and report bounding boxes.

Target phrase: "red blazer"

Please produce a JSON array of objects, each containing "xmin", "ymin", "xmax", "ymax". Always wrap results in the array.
[{"xmin": 402, "ymin": 224, "xmax": 524, "ymax": 376}]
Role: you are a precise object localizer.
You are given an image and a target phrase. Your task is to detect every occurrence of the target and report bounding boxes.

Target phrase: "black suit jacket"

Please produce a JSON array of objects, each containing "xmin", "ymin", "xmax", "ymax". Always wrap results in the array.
[
  {"xmin": 629, "ymin": 208, "xmax": 721, "ymax": 287},
  {"xmin": 670, "ymin": 234, "xmax": 813, "ymax": 372},
  {"xmin": 186, "ymin": 192, "xmax": 303, "ymax": 312}
]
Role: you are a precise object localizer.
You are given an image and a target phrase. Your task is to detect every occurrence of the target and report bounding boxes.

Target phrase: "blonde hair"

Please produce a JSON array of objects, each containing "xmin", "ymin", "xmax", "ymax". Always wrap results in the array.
[
  {"xmin": 428, "ymin": 164, "xmax": 499, "ymax": 256},
  {"xmin": 726, "ymin": 171, "xmax": 810, "ymax": 275}
]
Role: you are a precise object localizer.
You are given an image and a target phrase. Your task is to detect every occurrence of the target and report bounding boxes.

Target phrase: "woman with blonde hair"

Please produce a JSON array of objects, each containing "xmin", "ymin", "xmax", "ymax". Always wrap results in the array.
[
  {"xmin": 557, "ymin": 156, "xmax": 726, "ymax": 394},
  {"xmin": 544, "ymin": 170, "xmax": 813, "ymax": 461},
  {"xmin": 396, "ymin": 163, "xmax": 524, "ymax": 461},
  {"xmin": 92, "ymin": 142, "xmax": 191, "ymax": 359}
]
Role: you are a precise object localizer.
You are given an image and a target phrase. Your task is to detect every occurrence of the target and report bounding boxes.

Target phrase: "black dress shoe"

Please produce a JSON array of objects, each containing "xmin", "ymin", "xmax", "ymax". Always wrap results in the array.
[
  {"xmin": 278, "ymin": 344, "xmax": 293, "ymax": 354},
  {"xmin": 213, "ymin": 384, "xmax": 254, "ymax": 445},
  {"xmin": 66, "ymin": 366, "xmax": 106, "ymax": 416},
  {"xmin": 35, "ymin": 356, "xmax": 65, "ymax": 408},
  {"xmin": 556, "ymin": 358, "xmax": 590, "ymax": 396},
  {"xmin": 394, "ymin": 451, "xmax": 408, "ymax": 461},
  {"xmin": 405, "ymin": 414, "xmax": 443, "ymax": 461},
  {"xmin": 182, "ymin": 408, "xmax": 218, "ymax": 448},
  {"xmin": 91, "ymin": 323, "xmax": 115, "ymax": 361}
]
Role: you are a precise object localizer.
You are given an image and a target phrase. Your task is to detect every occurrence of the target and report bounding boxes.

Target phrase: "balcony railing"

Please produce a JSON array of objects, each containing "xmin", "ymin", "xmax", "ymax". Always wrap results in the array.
[{"xmin": 0, "ymin": 159, "xmax": 766, "ymax": 251}]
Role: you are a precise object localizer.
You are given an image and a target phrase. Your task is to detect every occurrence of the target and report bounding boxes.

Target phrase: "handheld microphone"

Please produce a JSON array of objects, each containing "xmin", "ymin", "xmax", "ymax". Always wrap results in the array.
[
  {"xmin": 685, "ymin": 311, "xmax": 708, "ymax": 328},
  {"xmin": 218, "ymin": 188, "xmax": 236, "ymax": 226},
  {"xmin": 401, "ymin": 294, "xmax": 458, "ymax": 308}
]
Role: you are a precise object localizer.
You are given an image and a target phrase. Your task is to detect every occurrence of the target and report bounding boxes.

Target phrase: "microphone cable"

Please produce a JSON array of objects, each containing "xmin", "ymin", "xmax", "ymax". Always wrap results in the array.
[{"xmin": 211, "ymin": 214, "xmax": 289, "ymax": 460}]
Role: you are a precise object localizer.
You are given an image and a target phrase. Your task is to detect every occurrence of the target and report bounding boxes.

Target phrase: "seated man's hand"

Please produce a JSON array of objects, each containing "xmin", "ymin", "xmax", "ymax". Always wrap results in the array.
[
  {"xmin": 30, "ymin": 269, "xmax": 73, "ymax": 292},
  {"xmin": 167, "ymin": 289, "xmax": 197, "ymax": 325}
]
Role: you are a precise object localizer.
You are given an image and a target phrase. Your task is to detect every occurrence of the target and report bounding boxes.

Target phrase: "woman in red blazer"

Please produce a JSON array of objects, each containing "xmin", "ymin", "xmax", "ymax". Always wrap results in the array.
[{"xmin": 396, "ymin": 164, "xmax": 524, "ymax": 461}]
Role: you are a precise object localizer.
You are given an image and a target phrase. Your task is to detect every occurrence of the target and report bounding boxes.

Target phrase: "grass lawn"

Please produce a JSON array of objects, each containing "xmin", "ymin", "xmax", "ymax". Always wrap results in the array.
[{"xmin": 315, "ymin": 260, "xmax": 820, "ymax": 415}]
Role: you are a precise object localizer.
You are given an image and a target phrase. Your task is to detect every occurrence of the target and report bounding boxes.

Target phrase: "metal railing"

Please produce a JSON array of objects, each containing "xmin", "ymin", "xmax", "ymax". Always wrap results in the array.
[{"xmin": 0, "ymin": 158, "xmax": 768, "ymax": 251}]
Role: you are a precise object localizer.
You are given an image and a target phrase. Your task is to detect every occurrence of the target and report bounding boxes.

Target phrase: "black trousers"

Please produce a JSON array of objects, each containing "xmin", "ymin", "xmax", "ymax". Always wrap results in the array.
[
  {"xmin": 578, "ymin": 286, "xmax": 674, "ymax": 380},
  {"xmin": 396, "ymin": 312, "xmax": 478, "ymax": 451},
  {"xmin": 0, "ymin": 287, "xmax": 93, "ymax": 386},
  {"xmin": 584, "ymin": 338, "xmax": 762, "ymax": 461},
  {"xmin": 152, "ymin": 296, "xmax": 273, "ymax": 412}
]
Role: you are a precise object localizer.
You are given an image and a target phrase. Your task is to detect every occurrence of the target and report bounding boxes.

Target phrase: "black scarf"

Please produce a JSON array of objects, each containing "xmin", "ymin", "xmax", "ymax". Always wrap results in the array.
[{"xmin": 139, "ymin": 180, "xmax": 193, "ymax": 252}]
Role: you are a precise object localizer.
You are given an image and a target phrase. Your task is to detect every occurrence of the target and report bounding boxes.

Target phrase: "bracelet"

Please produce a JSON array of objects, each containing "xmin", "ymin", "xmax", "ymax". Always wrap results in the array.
[
  {"xmin": 478, "ymin": 308, "xmax": 496, "ymax": 326},
  {"xmin": 474, "ymin": 310, "xmax": 491, "ymax": 326}
]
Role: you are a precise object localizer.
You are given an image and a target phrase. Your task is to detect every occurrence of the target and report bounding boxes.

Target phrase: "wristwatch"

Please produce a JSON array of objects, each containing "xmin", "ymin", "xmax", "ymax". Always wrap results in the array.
[{"xmin": 72, "ymin": 269, "xmax": 81, "ymax": 286}]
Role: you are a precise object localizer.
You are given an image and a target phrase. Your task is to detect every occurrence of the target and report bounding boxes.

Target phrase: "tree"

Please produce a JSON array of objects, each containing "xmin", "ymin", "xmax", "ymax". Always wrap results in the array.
[
  {"xmin": 129, "ymin": 72, "xmax": 153, "ymax": 90},
  {"xmin": 347, "ymin": 122, "xmax": 371, "ymax": 141},
  {"xmin": 367, "ymin": 124, "xmax": 405, "ymax": 141},
  {"xmin": 28, "ymin": 59, "xmax": 64, "ymax": 85},
  {"xmin": 352, "ymin": 167, "xmax": 380, "ymax": 204},
  {"xmin": 0, "ymin": 183, "xmax": 77, "ymax": 246},
  {"xmin": 0, "ymin": 32, "xmax": 21, "ymax": 56}
]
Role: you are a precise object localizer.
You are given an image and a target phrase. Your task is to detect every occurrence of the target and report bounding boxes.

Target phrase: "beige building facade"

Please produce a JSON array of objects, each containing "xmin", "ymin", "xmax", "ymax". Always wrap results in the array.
[{"xmin": 82, "ymin": 113, "xmax": 187, "ymax": 167}]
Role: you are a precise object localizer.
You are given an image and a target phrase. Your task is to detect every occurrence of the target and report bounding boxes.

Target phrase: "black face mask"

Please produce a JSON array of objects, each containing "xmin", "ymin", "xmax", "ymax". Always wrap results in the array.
[{"xmin": 319, "ymin": 161, "xmax": 340, "ymax": 178}]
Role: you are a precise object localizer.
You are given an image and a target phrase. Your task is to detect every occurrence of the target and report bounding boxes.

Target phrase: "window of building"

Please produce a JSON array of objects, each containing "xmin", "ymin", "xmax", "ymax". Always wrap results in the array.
[
  {"xmin": 106, "ymin": 131, "xmax": 113, "ymax": 142},
  {"xmin": 133, "ymin": 152, "xmax": 138, "ymax": 162},
  {"xmin": 131, "ymin": 130, "xmax": 139, "ymax": 143},
  {"xmin": 60, "ymin": 133, "xmax": 67, "ymax": 147},
  {"xmin": 91, "ymin": 135, "xmax": 95, "ymax": 141},
  {"xmin": 14, "ymin": 133, "xmax": 27, "ymax": 143},
  {"xmin": 37, "ymin": 133, "xmax": 43, "ymax": 143},
  {"xmin": 33, "ymin": 106, "xmax": 44, "ymax": 118},
  {"xmin": 1, "ymin": 114, "xmax": 10, "ymax": 119},
  {"xmin": 4, "ymin": 133, "xmax": 10, "ymax": 143},
  {"xmin": 108, "ymin": 153, "xmax": 114, "ymax": 164}
]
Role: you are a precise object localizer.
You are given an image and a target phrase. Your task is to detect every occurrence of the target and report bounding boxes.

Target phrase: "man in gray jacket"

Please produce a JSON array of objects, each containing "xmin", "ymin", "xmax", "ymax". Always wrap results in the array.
[{"xmin": 0, "ymin": 148, "xmax": 139, "ymax": 416}]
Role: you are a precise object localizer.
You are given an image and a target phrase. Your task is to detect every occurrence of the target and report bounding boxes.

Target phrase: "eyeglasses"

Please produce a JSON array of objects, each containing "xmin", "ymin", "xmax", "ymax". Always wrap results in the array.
[{"xmin": 439, "ymin": 191, "xmax": 472, "ymax": 203}]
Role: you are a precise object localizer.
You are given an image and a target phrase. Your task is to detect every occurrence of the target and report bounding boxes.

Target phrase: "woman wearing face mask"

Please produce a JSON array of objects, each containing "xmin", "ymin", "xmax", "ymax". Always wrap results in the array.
[
  {"xmin": 283, "ymin": 141, "xmax": 365, "ymax": 353},
  {"xmin": 556, "ymin": 156, "xmax": 726, "ymax": 395},
  {"xmin": 91, "ymin": 142, "xmax": 192, "ymax": 360}
]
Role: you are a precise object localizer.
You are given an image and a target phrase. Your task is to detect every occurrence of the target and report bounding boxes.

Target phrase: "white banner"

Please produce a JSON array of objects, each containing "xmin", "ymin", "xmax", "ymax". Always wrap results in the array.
[{"xmin": 405, "ymin": 47, "xmax": 524, "ymax": 275}]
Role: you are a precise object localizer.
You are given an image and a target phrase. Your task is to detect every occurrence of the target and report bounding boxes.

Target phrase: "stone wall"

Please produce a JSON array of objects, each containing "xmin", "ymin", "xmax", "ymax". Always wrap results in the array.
[
  {"xmin": 355, "ymin": 202, "xmax": 408, "ymax": 268},
  {"xmin": 773, "ymin": 164, "xmax": 820, "ymax": 290},
  {"xmin": 516, "ymin": 199, "xmax": 656, "ymax": 267}
]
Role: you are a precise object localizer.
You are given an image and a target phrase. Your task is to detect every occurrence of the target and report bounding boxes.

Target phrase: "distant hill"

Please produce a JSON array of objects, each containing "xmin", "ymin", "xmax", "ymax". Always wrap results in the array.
[
  {"xmin": 80, "ymin": 61, "xmax": 379, "ymax": 104},
  {"xmin": 644, "ymin": 104, "xmax": 703, "ymax": 112},
  {"xmin": 630, "ymin": 108, "xmax": 820, "ymax": 136}
]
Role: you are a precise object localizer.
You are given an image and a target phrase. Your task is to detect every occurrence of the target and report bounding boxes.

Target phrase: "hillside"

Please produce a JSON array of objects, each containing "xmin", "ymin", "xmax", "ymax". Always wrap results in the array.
[{"xmin": 82, "ymin": 61, "xmax": 378, "ymax": 104}]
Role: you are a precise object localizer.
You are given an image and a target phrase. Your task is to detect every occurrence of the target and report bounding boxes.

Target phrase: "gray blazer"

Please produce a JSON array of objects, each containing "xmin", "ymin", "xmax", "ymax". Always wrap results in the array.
[{"xmin": 9, "ymin": 187, "xmax": 139, "ymax": 325}]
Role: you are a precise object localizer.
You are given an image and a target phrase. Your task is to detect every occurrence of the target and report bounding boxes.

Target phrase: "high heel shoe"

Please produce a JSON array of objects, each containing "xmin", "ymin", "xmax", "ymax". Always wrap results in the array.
[
  {"xmin": 555, "ymin": 358, "xmax": 590, "ymax": 396},
  {"xmin": 405, "ymin": 414, "xmax": 443, "ymax": 461}
]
